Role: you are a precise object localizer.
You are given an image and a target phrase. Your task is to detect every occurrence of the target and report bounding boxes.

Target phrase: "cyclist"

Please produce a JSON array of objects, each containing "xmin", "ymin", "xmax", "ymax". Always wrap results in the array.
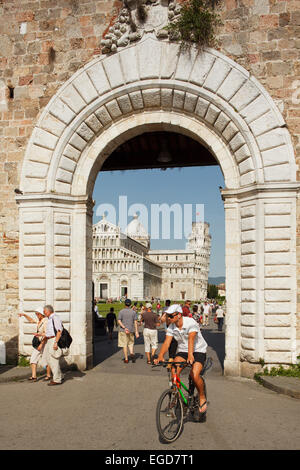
[{"xmin": 154, "ymin": 304, "xmax": 208, "ymax": 419}]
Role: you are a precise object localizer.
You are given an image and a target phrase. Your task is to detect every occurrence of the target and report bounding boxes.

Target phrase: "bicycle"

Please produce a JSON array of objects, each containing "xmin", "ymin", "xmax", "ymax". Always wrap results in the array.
[{"xmin": 153, "ymin": 357, "xmax": 212, "ymax": 443}]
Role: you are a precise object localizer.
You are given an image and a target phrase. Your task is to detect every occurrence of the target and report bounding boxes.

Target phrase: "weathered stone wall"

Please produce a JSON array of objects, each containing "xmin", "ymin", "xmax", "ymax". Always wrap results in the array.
[
  {"xmin": 0, "ymin": 0, "xmax": 299, "ymax": 363},
  {"xmin": 217, "ymin": 0, "xmax": 300, "ymax": 361},
  {"xmin": 0, "ymin": 0, "xmax": 121, "ymax": 362},
  {"xmin": 218, "ymin": 0, "xmax": 299, "ymax": 172}
]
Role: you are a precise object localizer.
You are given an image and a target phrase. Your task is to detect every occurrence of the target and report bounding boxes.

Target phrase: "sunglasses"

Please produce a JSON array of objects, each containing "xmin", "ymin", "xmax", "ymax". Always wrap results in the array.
[{"xmin": 167, "ymin": 313, "xmax": 179, "ymax": 319}]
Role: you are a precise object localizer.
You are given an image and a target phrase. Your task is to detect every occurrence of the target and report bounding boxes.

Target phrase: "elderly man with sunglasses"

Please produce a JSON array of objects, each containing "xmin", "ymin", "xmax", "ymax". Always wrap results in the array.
[{"xmin": 154, "ymin": 304, "xmax": 208, "ymax": 420}]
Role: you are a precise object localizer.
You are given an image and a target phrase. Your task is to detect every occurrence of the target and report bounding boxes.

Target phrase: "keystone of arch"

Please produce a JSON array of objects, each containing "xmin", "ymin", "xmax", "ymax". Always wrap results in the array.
[{"xmin": 20, "ymin": 37, "xmax": 296, "ymax": 195}]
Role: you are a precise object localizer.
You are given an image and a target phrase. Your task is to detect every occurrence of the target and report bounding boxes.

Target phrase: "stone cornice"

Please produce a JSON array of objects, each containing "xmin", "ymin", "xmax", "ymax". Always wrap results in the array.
[
  {"xmin": 15, "ymin": 193, "xmax": 93, "ymax": 204},
  {"xmin": 221, "ymin": 182, "xmax": 300, "ymax": 201},
  {"xmin": 15, "ymin": 193, "xmax": 95, "ymax": 216}
]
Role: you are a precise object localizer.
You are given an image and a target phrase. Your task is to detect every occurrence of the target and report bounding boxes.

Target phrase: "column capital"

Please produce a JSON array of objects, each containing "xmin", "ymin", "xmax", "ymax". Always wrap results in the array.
[{"xmin": 15, "ymin": 193, "xmax": 95, "ymax": 212}]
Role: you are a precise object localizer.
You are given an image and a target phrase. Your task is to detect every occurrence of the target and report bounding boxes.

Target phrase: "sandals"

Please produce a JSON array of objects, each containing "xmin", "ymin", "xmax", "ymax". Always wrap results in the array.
[
  {"xmin": 28, "ymin": 377, "xmax": 37, "ymax": 382},
  {"xmin": 199, "ymin": 400, "xmax": 207, "ymax": 413},
  {"xmin": 193, "ymin": 400, "xmax": 207, "ymax": 422},
  {"xmin": 147, "ymin": 360, "xmax": 152, "ymax": 364},
  {"xmin": 43, "ymin": 376, "xmax": 51, "ymax": 381}
]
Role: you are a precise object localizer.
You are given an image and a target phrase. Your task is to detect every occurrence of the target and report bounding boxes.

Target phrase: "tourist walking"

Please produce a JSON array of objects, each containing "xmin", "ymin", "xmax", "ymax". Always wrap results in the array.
[
  {"xmin": 216, "ymin": 304, "xmax": 225, "ymax": 331},
  {"xmin": 43, "ymin": 305, "xmax": 64, "ymax": 386},
  {"xmin": 138, "ymin": 303, "xmax": 145, "ymax": 324},
  {"xmin": 118, "ymin": 299, "xmax": 139, "ymax": 363},
  {"xmin": 132, "ymin": 302, "xmax": 138, "ymax": 313},
  {"xmin": 106, "ymin": 307, "xmax": 117, "ymax": 340},
  {"xmin": 202, "ymin": 301, "xmax": 212, "ymax": 326},
  {"xmin": 141, "ymin": 303, "xmax": 160, "ymax": 364},
  {"xmin": 191, "ymin": 304, "xmax": 202, "ymax": 325},
  {"xmin": 182, "ymin": 300, "xmax": 192, "ymax": 317},
  {"xmin": 18, "ymin": 307, "xmax": 51, "ymax": 382}
]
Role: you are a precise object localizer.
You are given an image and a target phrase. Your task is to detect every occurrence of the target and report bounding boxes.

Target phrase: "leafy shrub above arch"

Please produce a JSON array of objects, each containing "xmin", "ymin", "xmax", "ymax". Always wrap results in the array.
[{"xmin": 167, "ymin": 0, "xmax": 222, "ymax": 49}]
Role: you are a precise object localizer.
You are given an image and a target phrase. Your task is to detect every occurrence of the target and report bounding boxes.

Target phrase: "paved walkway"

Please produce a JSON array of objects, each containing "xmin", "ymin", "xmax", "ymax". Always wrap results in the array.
[
  {"xmin": 1, "ymin": 320, "xmax": 300, "ymax": 450},
  {"xmin": 1, "ymin": 320, "xmax": 299, "ymax": 399}
]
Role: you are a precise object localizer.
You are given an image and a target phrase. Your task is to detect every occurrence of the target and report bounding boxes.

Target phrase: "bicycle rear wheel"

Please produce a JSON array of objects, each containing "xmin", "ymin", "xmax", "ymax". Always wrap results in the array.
[{"xmin": 156, "ymin": 388, "xmax": 183, "ymax": 443}]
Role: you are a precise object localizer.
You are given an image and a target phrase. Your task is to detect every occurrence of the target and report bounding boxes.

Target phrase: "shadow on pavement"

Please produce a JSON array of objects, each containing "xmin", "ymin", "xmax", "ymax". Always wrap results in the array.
[
  {"xmin": 201, "ymin": 327, "xmax": 225, "ymax": 373},
  {"xmin": 93, "ymin": 329, "xmax": 167, "ymax": 367},
  {"xmin": 0, "ymin": 365, "xmax": 15, "ymax": 375}
]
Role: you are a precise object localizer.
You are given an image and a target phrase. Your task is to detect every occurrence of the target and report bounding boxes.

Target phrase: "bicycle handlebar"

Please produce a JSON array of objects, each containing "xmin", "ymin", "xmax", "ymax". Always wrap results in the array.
[
  {"xmin": 152, "ymin": 357, "xmax": 213, "ymax": 374},
  {"xmin": 152, "ymin": 361, "xmax": 191, "ymax": 368}
]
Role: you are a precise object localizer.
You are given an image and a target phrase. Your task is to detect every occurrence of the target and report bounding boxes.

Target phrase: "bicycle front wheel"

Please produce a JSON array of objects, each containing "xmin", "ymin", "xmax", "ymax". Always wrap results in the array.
[{"xmin": 156, "ymin": 388, "xmax": 183, "ymax": 443}]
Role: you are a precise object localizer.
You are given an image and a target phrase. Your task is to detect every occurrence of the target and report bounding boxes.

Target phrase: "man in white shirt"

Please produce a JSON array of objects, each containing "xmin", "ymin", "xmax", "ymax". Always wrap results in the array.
[
  {"xmin": 216, "ymin": 305, "xmax": 225, "ymax": 332},
  {"xmin": 202, "ymin": 301, "xmax": 212, "ymax": 326},
  {"xmin": 43, "ymin": 305, "xmax": 63, "ymax": 386},
  {"xmin": 155, "ymin": 304, "xmax": 208, "ymax": 420}
]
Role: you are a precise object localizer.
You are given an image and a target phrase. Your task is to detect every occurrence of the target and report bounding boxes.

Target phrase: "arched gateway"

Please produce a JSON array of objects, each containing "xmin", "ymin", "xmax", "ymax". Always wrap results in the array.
[{"xmin": 17, "ymin": 36, "xmax": 298, "ymax": 377}]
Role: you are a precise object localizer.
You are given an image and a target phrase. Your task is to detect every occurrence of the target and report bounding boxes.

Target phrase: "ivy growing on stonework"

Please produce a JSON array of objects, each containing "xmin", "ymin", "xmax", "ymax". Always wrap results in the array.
[{"xmin": 167, "ymin": 0, "xmax": 222, "ymax": 49}]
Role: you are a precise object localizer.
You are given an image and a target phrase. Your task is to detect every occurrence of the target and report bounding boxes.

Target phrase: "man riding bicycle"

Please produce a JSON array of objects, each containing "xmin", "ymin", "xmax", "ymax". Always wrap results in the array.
[{"xmin": 154, "ymin": 304, "xmax": 208, "ymax": 419}]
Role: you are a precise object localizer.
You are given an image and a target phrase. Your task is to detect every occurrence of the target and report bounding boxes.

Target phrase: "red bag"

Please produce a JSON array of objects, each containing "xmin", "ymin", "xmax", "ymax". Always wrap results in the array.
[{"xmin": 214, "ymin": 315, "xmax": 218, "ymax": 323}]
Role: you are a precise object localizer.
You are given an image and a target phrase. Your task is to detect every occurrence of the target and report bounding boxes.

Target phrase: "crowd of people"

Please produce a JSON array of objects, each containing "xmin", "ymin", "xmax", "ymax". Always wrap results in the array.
[
  {"xmin": 93, "ymin": 297, "xmax": 225, "ymax": 364},
  {"xmin": 20, "ymin": 297, "xmax": 225, "ymax": 391}
]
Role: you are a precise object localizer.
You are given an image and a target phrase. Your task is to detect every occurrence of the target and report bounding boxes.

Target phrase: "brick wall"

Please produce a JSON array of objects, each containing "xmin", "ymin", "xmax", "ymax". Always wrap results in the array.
[
  {"xmin": 218, "ymin": 0, "xmax": 300, "ymax": 354},
  {"xmin": 0, "ymin": 0, "xmax": 299, "ymax": 362},
  {"xmin": 0, "ymin": 0, "xmax": 120, "ymax": 362}
]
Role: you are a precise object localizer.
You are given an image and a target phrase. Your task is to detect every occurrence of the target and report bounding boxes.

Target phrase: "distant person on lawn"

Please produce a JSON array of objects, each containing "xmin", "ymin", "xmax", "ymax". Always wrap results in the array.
[{"xmin": 118, "ymin": 299, "xmax": 139, "ymax": 363}]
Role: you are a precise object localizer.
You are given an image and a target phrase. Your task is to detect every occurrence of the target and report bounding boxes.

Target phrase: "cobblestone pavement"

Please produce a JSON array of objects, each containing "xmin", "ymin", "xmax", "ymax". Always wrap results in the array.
[{"xmin": 0, "ymin": 319, "xmax": 299, "ymax": 450}]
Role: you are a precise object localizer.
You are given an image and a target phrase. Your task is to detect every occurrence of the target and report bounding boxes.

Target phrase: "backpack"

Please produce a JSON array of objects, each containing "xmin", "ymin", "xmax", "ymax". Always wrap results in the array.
[{"xmin": 52, "ymin": 318, "xmax": 73, "ymax": 349}]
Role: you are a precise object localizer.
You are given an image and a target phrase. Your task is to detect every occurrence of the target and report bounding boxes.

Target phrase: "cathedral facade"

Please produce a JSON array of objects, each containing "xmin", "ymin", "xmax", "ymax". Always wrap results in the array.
[{"xmin": 92, "ymin": 216, "xmax": 211, "ymax": 301}]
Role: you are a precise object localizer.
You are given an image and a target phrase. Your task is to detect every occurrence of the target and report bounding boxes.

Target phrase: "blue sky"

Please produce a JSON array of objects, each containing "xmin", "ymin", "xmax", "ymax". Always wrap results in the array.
[{"xmin": 93, "ymin": 165, "xmax": 225, "ymax": 277}]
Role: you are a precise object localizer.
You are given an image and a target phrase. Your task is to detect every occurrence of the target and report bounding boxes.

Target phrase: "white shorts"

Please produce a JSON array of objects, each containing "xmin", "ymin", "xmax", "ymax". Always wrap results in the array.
[
  {"xmin": 30, "ymin": 345, "xmax": 47, "ymax": 366},
  {"xmin": 143, "ymin": 328, "xmax": 158, "ymax": 353}
]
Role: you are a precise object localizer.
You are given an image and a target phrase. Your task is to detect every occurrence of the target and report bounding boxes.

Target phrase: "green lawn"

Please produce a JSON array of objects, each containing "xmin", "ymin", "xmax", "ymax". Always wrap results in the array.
[
  {"xmin": 96, "ymin": 300, "xmax": 221, "ymax": 318},
  {"xmin": 96, "ymin": 302, "xmax": 167, "ymax": 318},
  {"xmin": 96, "ymin": 303, "xmax": 128, "ymax": 318}
]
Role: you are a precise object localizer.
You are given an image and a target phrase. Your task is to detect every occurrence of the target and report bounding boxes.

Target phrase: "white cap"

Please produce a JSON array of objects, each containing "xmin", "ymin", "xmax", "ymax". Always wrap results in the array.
[
  {"xmin": 35, "ymin": 306, "xmax": 44, "ymax": 315},
  {"xmin": 164, "ymin": 304, "xmax": 183, "ymax": 315},
  {"xmin": 145, "ymin": 302, "xmax": 152, "ymax": 309}
]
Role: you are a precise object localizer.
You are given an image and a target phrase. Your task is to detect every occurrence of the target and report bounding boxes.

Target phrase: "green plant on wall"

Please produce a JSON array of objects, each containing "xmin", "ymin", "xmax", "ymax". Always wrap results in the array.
[
  {"xmin": 18, "ymin": 355, "xmax": 30, "ymax": 367},
  {"xmin": 167, "ymin": 0, "xmax": 222, "ymax": 49}
]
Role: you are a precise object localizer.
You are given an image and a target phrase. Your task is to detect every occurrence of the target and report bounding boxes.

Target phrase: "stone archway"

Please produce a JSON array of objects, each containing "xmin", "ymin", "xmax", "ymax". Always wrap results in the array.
[{"xmin": 17, "ymin": 37, "xmax": 298, "ymax": 376}]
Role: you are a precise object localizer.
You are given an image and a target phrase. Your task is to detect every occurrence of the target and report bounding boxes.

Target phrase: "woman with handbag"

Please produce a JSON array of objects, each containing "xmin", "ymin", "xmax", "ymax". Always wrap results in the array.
[{"xmin": 18, "ymin": 307, "xmax": 51, "ymax": 382}]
